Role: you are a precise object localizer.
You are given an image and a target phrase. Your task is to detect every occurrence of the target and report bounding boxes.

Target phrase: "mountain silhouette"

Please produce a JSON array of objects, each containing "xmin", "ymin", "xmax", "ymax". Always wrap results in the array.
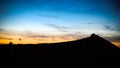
[
  {"xmin": 71, "ymin": 33, "xmax": 118, "ymax": 49},
  {"xmin": 0, "ymin": 34, "xmax": 119, "ymax": 64}
]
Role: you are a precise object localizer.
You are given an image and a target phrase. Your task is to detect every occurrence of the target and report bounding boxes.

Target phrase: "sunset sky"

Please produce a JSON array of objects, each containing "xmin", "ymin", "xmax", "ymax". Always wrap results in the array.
[{"xmin": 0, "ymin": 0, "xmax": 120, "ymax": 47}]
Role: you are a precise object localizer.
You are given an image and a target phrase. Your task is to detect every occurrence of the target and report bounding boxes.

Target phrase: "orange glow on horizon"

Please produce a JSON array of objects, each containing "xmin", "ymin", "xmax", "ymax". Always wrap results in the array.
[
  {"xmin": 0, "ymin": 36, "xmax": 76, "ymax": 44},
  {"xmin": 112, "ymin": 42, "xmax": 120, "ymax": 48},
  {"xmin": 0, "ymin": 32, "xmax": 120, "ymax": 48},
  {"xmin": 0, "ymin": 31, "xmax": 79, "ymax": 44},
  {"xmin": 0, "ymin": 37, "xmax": 120, "ymax": 48}
]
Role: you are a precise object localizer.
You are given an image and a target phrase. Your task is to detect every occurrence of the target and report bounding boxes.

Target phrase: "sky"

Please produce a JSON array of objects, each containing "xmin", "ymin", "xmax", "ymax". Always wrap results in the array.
[{"xmin": 0, "ymin": 0, "xmax": 120, "ymax": 47}]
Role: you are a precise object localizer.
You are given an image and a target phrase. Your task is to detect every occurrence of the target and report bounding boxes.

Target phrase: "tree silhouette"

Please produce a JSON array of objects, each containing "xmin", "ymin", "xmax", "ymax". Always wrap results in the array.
[
  {"xmin": 9, "ymin": 41, "xmax": 13, "ymax": 45},
  {"xmin": 9, "ymin": 41, "xmax": 13, "ymax": 47},
  {"xmin": 19, "ymin": 38, "xmax": 21, "ymax": 42}
]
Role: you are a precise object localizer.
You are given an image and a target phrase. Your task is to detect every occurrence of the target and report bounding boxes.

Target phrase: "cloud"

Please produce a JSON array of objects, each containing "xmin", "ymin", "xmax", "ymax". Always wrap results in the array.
[
  {"xmin": 27, "ymin": 35, "xmax": 50, "ymax": 38},
  {"xmin": 103, "ymin": 25, "xmax": 120, "ymax": 32},
  {"xmin": 104, "ymin": 25, "xmax": 114, "ymax": 30},
  {"xmin": 0, "ymin": 36, "xmax": 12, "ymax": 40},
  {"xmin": 24, "ymin": 30, "xmax": 84, "ymax": 42},
  {"xmin": 105, "ymin": 36, "xmax": 120, "ymax": 42},
  {"xmin": 46, "ymin": 24, "xmax": 69, "ymax": 32},
  {"xmin": 25, "ymin": 31, "xmax": 34, "ymax": 35},
  {"xmin": 0, "ymin": 28, "xmax": 5, "ymax": 32},
  {"xmin": 24, "ymin": 31, "xmax": 51, "ymax": 39},
  {"xmin": 102, "ymin": 24, "xmax": 120, "ymax": 42},
  {"xmin": 0, "ymin": 28, "xmax": 18, "ymax": 36},
  {"xmin": 39, "ymin": 14, "xmax": 58, "ymax": 19},
  {"xmin": 86, "ymin": 23, "xmax": 94, "ymax": 25},
  {"xmin": 0, "ymin": 28, "xmax": 10, "ymax": 35},
  {"xmin": 116, "ymin": 25, "xmax": 120, "ymax": 31}
]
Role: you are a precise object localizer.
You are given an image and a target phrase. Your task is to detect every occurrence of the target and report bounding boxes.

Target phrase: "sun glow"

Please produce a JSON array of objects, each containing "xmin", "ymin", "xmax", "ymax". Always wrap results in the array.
[{"xmin": 112, "ymin": 42, "xmax": 120, "ymax": 48}]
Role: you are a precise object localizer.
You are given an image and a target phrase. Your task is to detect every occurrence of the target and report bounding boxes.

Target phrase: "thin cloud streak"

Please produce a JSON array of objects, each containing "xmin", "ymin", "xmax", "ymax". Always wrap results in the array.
[
  {"xmin": 0, "ymin": 36, "xmax": 13, "ymax": 40},
  {"xmin": 103, "ymin": 25, "xmax": 115, "ymax": 31},
  {"xmin": 0, "ymin": 28, "xmax": 119, "ymax": 44},
  {"xmin": 46, "ymin": 24, "xmax": 69, "ymax": 32},
  {"xmin": 105, "ymin": 36, "xmax": 120, "ymax": 42}
]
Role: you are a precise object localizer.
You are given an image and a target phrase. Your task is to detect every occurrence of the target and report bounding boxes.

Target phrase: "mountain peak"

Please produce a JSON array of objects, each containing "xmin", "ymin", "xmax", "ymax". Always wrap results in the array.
[
  {"xmin": 90, "ymin": 33, "xmax": 106, "ymax": 41},
  {"xmin": 90, "ymin": 33, "xmax": 99, "ymax": 38}
]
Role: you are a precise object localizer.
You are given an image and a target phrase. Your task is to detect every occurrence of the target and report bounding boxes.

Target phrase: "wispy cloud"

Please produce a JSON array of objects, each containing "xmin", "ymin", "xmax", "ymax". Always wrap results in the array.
[
  {"xmin": 0, "ymin": 28, "xmax": 85, "ymax": 44},
  {"xmin": 103, "ymin": 24, "xmax": 120, "ymax": 32},
  {"xmin": 23, "ymin": 31, "xmax": 51, "ymax": 39},
  {"xmin": 46, "ymin": 24, "xmax": 69, "ymax": 32},
  {"xmin": 0, "ymin": 28, "xmax": 5, "ymax": 32},
  {"xmin": 0, "ymin": 28, "xmax": 19, "ymax": 36},
  {"xmin": 0, "ymin": 36, "xmax": 13, "ymax": 40},
  {"xmin": 103, "ymin": 25, "xmax": 115, "ymax": 30},
  {"xmin": 116, "ymin": 25, "xmax": 120, "ymax": 31},
  {"xmin": 27, "ymin": 35, "xmax": 50, "ymax": 38},
  {"xmin": 106, "ymin": 24, "xmax": 120, "ymax": 32},
  {"xmin": 39, "ymin": 14, "xmax": 58, "ymax": 19},
  {"xmin": 105, "ymin": 36, "xmax": 120, "ymax": 42}
]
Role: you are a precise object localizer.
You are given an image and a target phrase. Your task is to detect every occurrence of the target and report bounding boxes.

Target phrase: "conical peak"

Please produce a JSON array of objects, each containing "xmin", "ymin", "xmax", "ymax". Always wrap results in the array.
[
  {"xmin": 89, "ymin": 33, "xmax": 104, "ymax": 40},
  {"xmin": 90, "ymin": 33, "xmax": 98, "ymax": 37}
]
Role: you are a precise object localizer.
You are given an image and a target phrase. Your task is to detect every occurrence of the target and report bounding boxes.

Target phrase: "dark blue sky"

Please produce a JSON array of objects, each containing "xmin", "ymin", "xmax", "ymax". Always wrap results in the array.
[
  {"xmin": 0, "ymin": 0, "xmax": 120, "ymax": 44},
  {"xmin": 1, "ymin": 0, "xmax": 117, "ymax": 17}
]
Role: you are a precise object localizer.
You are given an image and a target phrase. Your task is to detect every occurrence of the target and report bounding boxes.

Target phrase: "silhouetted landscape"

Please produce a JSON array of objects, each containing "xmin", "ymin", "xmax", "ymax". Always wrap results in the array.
[{"xmin": 0, "ymin": 34, "xmax": 120, "ymax": 64}]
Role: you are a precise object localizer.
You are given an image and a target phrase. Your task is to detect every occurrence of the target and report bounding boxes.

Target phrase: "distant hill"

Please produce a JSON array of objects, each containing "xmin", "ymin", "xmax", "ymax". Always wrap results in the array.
[{"xmin": 0, "ymin": 34, "xmax": 119, "ymax": 64}]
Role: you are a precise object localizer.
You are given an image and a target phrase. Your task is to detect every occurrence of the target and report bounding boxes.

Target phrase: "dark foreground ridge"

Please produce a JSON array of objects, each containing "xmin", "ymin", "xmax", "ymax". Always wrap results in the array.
[{"xmin": 0, "ymin": 34, "xmax": 120, "ymax": 64}]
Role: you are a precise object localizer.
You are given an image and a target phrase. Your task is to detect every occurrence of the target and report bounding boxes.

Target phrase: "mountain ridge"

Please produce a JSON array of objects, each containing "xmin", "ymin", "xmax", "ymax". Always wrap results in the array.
[
  {"xmin": 0, "ymin": 33, "xmax": 119, "ymax": 64},
  {"xmin": 52, "ymin": 33, "xmax": 118, "ymax": 49}
]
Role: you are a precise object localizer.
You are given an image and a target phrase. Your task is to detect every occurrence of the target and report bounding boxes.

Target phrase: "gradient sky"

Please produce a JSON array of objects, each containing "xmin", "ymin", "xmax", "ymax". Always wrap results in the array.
[{"xmin": 0, "ymin": 0, "xmax": 120, "ymax": 47}]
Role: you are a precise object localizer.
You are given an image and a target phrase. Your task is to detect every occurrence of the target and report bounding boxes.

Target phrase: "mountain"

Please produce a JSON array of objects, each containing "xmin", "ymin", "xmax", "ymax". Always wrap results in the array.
[
  {"xmin": 0, "ymin": 34, "xmax": 119, "ymax": 64},
  {"xmin": 69, "ymin": 33, "xmax": 118, "ymax": 49}
]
